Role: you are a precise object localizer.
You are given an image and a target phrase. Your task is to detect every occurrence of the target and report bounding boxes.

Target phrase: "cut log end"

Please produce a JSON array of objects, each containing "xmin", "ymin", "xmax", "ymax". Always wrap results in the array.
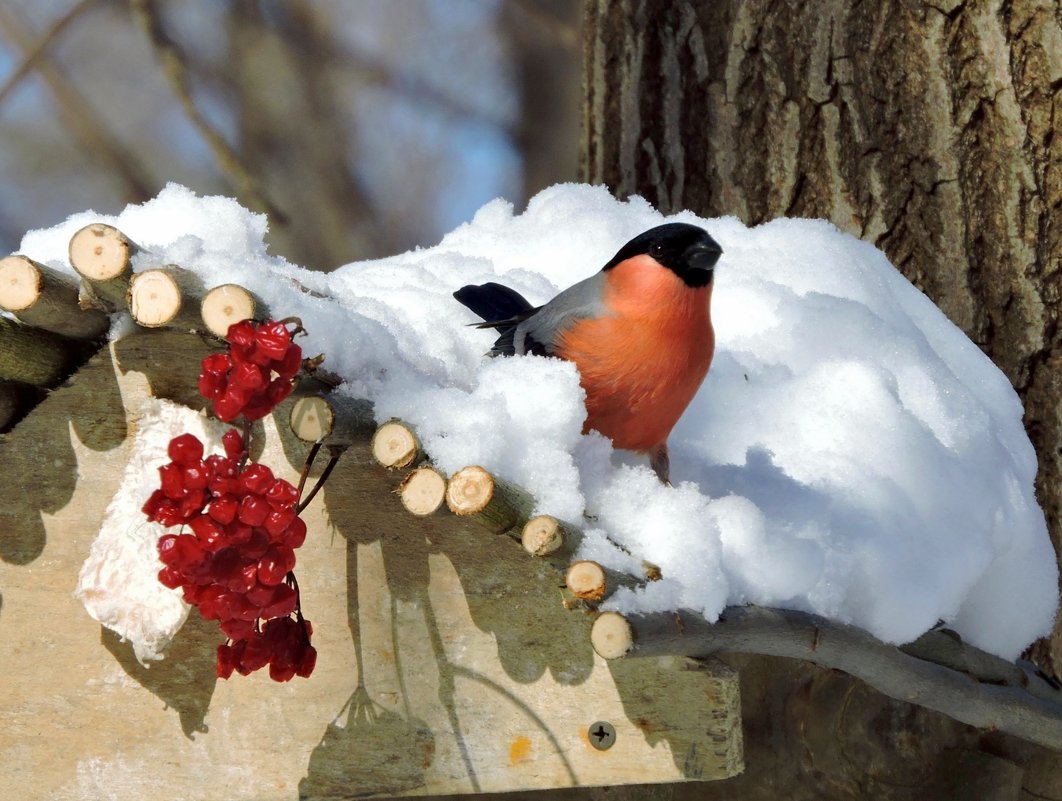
[
  {"xmin": 566, "ymin": 560, "xmax": 607, "ymax": 602},
  {"xmin": 290, "ymin": 396, "xmax": 335, "ymax": 443},
  {"xmin": 69, "ymin": 223, "xmax": 134, "ymax": 281},
  {"xmin": 591, "ymin": 611, "xmax": 634, "ymax": 659},
  {"xmin": 200, "ymin": 283, "xmax": 257, "ymax": 338},
  {"xmin": 446, "ymin": 465, "xmax": 494, "ymax": 516},
  {"xmin": 371, "ymin": 421, "xmax": 420, "ymax": 468},
  {"xmin": 128, "ymin": 270, "xmax": 182, "ymax": 328},
  {"xmin": 399, "ymin": 467, "xmax": 447, "ymax": 516},
  {"xmin": 522, "ymin": 515, "xmax": 565, "ymax": 556},
  {"xmin": 0, "ymin": 255, "xmax": 42, "ymax": 311}
]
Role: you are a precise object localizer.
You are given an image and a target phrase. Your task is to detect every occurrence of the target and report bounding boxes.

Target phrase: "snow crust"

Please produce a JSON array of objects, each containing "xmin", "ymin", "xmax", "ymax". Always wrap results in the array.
[{"xmin": 35, "ymin": 182, "xmax": 1057, "ymax": 661}]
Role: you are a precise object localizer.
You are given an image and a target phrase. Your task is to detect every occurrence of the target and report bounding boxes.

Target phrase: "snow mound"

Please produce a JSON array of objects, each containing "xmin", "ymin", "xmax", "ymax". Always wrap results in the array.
[{"xmin": 31, "ymin": 182, "xmax": 1056, "ymax": 661}]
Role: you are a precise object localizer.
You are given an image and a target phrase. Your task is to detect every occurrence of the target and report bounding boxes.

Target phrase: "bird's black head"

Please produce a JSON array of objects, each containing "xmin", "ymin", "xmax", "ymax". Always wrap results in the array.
[{"xmin": 602, "ymin": 222, "xmax": 722, "ymax": 288}]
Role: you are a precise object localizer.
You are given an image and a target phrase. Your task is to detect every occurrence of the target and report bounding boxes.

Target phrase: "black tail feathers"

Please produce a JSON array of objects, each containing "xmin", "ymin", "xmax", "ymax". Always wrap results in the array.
[{"xmin": 453, "ymin": 282, "xmax": 533, "ymax": 329}]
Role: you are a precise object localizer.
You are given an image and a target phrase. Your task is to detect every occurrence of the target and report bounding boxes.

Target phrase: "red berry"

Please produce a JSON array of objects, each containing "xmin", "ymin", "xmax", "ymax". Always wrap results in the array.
[
  {"xmin": 182, "ymin": 464, "xmax": 210, "ymax": 491},
  {"xmin": 269, "ymin": 661, "xmax": 297, "ymax": 682},
  {"xmin": 214, "ymin": 385, "xmax": 247, "ymax": 422},
  {"xmin": 255, "ymin": 322, "xmax": 291, "ymax": 360},
  {"xmin": 168, "ymin": 433, "xmax": 205, "ymax": 467},
  {"xmin": 154, "ymin": 502, "xmax": 182, "ymax": 528},
  {"xmin": 157, "ymin": 534, "xmax": 180, "ymax": 564},
  {"xmin": 262, "ymin": 583, "xmax": 297, "ymax": 619},
  {"xmin": 173, "ymin": 535, "xmax": 206, "ymax": 571},
  {"xmin": 265, "ymin": 377, "xmax": 294, "ymax": 405},
  {"xmin": 222, "ymin": 429, "xmax": 245, "ymax": 460},
  {"xmin": 178, "ymin": 489, "xmax": 207, "ymax": 518},
  {"xmin": 157, "ymin": 566, "xmax": 183, "ymax": 589},
  {"xmin": 209, "ymin": 546, "xmax": 241, "ymax": 581},
  {"xmin": 226, "ymin": 320, "xmax": 257, "ymax": 349},
  {"xmin": 197, "ymin": 372, "xmax": 224, "ymax": 399},
  {"xmin": 265, "ymin": 479, "xmax": 298, "ymax": 509},
  {"xmin": 257, "ymin": 546, "xmax": 293, "ymax": 586},
  {"xmin": 275, "ymin": 344, "xmax": 302, "ymax": 379},
  {"xmin": 196, "ymin": 585, "xmax": 226, "ymax": 619},
  {"xmin": 220, "ymin": 617, "xmax": 256, "ymax": 641},
  {"xmin": 143, "ymin": 489, "xmax": 166, "ymax": 520},
  {"xmin": 239, "ymin": 464, "xmax": 275, "ymax": 496},
  {"xmin": 242, "ymin": 529, "xmax": 270, "ymax": 559},
  {"xmin": 240, "ymin": 400, "xmax": 273, "ymax": 421},
  {"xmin": 159, "ymin": 463, "xmax": 185, "ymax": 500},
  {"xmin": 295, "ymin": 644, "xmax": 317, "ymax": 678},
  {"xmin": 281, "ymin": 516, "xmax": 307, "ymax": 548},
  {"xmin": 216, "ymin": 643, "xmax": 238, "ymax": 679},
  {"xmin": 189, "ymin": 514, "xmax": 223, "ymax": 546},
  {"xmin": 201, "ymin": 352, "xmax": 232, "ymax": 377},
  {"xmin": 264, "ymin": 507, "xmax": 296, "ymax": 538},
  {"xmin": 232, "ymin": 361, "xmax": 267, "ymax": 392},
  {"xmin": 239, "ymin": 633, "xmax": 272, "ymax": 672},
  {"xmin": 228, "ymin": 559, "xmax": 259, "ymax": 594},
  {"xmin": 238, "ymin": 495, "xmax": 270, "ymax": 527},
  {"xmin": 246, "ymin": 581, "xmax": 276, "ymax": 607},
  {"xmin": 208, "ymin": 496, "xmax": 239, "ymax": 525}
]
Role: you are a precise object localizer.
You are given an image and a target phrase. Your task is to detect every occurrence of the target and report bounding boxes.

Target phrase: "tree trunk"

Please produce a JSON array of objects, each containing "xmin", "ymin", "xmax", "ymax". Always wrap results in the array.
[
  {"xmin": 582, "ymin": 1, "xmax": 1062, "ymax": 796},
  {"xmin": 582, "ymin": 0, "xmax": 1062, "ymax": 672}
]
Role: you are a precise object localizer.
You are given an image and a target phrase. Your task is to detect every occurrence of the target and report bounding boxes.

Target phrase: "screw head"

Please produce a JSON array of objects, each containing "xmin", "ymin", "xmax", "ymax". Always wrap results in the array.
[{"xmin": 588, "ymin": 720, "xmax": 616, "ymax": 750}]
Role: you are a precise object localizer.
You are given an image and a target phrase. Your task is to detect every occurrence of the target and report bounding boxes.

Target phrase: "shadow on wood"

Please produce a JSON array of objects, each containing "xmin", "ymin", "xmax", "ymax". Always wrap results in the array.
[{"xmin": 101, "ymin": 612, "xmax": 219, "ymax": 739}]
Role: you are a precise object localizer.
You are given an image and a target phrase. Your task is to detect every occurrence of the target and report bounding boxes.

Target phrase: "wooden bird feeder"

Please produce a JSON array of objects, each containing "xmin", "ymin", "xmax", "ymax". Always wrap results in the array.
[
  {"xmin": 5, "ymin": 225, "xmax": 1062, "ymax": 801},
  {"xmin": 0, "ymin": 226, "xmax": 743, "ymax": 800}
]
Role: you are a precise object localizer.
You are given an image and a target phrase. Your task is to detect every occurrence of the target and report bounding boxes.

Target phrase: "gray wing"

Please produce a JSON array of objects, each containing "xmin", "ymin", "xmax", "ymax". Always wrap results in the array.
[{"xmin": 512, "ymin": 272, "xmax": 609, "ymax": 355}]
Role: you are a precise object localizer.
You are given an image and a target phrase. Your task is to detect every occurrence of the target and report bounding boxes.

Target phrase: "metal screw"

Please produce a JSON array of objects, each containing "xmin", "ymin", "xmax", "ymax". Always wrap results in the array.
[{"xmin": 588, "ymin": 720, "xmax": 616, "ymax": 750}]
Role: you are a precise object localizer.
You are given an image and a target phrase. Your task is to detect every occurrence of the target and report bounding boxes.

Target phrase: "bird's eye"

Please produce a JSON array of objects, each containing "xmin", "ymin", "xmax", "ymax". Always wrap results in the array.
[{"xmin": 649, "ymin": 243, "xmax": 665, "ymax": 258}]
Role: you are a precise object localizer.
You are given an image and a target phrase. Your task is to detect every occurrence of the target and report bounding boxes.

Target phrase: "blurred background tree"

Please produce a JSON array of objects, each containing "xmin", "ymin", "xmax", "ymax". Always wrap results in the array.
[{"xmin": 0, "ymin": 0, "xmax": 581, "ymax": 270}]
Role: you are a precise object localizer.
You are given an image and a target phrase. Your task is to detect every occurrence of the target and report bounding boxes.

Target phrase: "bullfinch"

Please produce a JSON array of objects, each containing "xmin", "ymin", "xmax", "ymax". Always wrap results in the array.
[{"xmin": 453, "ymin": 222, "xmax": 722, "ymax": 484}]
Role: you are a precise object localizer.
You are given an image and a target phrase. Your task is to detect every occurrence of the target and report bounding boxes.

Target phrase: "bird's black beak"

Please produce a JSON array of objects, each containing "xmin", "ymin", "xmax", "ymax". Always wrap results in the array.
[{"xmin": 684, "ymin": 238, "xmax": 723, "ymax": 273}]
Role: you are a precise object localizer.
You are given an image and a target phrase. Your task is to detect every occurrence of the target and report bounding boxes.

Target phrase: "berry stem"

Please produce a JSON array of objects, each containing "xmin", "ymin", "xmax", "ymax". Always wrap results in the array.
[
  {"xmin": 296, "ymin": 441, "xmax": 322, "ymax": 498},
  {"xmin": 238, "ymin": 418, "xmax": 253, "ymax": 470},
  {"xmin": 296, "ymin": 449, "xmax": 342, "ymax": 513}
]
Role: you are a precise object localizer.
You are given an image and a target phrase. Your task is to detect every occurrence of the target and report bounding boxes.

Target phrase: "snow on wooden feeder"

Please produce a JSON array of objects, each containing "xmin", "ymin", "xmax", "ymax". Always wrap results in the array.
[{"xmin": 0, "ymin": 223, "xmax": 744, "ymax": 799}]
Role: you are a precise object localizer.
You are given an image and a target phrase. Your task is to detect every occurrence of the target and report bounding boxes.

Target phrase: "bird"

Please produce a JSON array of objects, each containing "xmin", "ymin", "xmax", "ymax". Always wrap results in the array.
[{"xmin": 453, "ymin": 222, "xmax": 722, "ymax": 484}]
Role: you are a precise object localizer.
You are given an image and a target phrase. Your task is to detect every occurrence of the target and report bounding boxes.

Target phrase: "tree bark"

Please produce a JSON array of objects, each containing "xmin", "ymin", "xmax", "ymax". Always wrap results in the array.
[{"xmin": 582, "ymin": 0, "xmax": 1062, "ymax": 674}]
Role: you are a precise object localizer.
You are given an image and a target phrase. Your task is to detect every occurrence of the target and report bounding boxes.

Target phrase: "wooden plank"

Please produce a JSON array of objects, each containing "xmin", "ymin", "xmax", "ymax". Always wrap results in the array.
[{"xmin": 0, "ymin": 330, "xmax": 742, "ymax": 799}]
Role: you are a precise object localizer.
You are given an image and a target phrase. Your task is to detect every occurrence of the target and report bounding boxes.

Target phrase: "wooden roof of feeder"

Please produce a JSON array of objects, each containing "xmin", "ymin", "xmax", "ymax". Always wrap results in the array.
[{"xmin": 2, "ymin": 223, "xmax": 1062, "ymax": 800}]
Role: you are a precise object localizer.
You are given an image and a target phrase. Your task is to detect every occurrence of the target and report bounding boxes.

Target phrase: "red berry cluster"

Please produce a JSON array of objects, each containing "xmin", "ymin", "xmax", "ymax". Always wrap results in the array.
[
  {"xmin": 198, "ymin": 320, "xmax": 302, "ymax": 422},
  {"xmin": 144, "ymin": 430, "xmax": 316, "ymax": 681}
]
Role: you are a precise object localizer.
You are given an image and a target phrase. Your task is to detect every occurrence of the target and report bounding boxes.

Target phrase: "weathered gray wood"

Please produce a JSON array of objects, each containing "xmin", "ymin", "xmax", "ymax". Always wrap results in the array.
[
  {"xmin": 611, "ymin": 606, "xmax": 1062, "ymax": 752},
  {"xmin": 0, "ymin": 315, "xmax": 79, "ymax": 386},
  {"xmin": 289, "ymin": 393, "xmax": 375, "ymax": 448},
  {"xmin": 0, "ymin": 255, "xmax": 110, "ymax": 339},
  {"xmin": 0, "ymin": 330, "xmax": 743, "ymax": 799}
]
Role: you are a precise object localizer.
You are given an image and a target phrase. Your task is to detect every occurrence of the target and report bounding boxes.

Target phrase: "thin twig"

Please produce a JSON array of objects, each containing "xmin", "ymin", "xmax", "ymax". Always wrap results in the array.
[
  {"xmin": 0, "ymin": 0, "xmax": 98, "ymax": 107},
  {"xmin": 296, "ymin": 448, "xmax": 341, "ymax": 513},
  {"xmin": 511, "ymin": 0, "xmax": 579, "ymax": 50},
  {"xmin": 0, "ymin": 3, "xmax": 155, "ymax": 200},
  {"xmin": 128, "ymin": 0, "xmax": 288, "ymax": 224},
  {"xmin": 295, "ymin": 441, "xmax": 322, "ymax": 498}
]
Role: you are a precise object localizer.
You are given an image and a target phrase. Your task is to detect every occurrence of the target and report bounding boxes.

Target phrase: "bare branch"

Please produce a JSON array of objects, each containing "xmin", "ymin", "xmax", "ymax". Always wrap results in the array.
[
  {"xmin": 128, "ymin": 0, "xmax": 287, "ymax": 224},
  {"xmin": 0, "ymin": 0, "xmax": 99, "ymax": 107},
  {"xmin": 603, "ymin": 605, "xmax": 1062, "ymax": 752},
  {"xmin": 510, "ymin": 0, "xmax": 580, "ymax": 50},
  {"xmin": 0, "ymin": 3, "xmax": 156, "ymax": 200}
]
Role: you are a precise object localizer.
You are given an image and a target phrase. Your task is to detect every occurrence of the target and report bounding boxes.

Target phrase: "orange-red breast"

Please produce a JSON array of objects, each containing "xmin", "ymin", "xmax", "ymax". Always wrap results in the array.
[{"xmin": 454, "ymin": 222, "xmax": 721, "ymax": 483}]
